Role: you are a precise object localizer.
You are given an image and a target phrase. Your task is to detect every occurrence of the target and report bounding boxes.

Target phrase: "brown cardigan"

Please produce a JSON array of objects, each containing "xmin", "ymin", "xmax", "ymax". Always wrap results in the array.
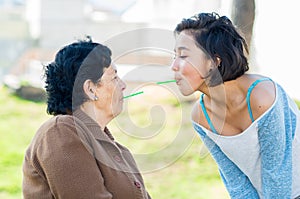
[{"xmin": 22, "ymin": 109, "xmax": 151, "ymax": 199}]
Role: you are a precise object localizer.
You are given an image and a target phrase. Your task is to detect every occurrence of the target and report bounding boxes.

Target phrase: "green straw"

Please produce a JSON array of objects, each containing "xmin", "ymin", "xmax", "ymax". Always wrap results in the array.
[
  {"xmin": 123, "ymin": 91, "xmax": 144, "ymax": 99},
  {"xmin": 122, "ymin": 80, "xmax": 175, "ymax": 99},
  {"xmin": 156, "ymin": 80, "xmax": 176, "ymax": 85}
]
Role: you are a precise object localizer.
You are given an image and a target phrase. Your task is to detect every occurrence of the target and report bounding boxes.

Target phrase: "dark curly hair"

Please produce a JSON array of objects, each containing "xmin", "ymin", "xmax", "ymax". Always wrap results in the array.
[
  {"xmin": 45, "ymin": 37, "xmax": 112, "ymax": 115},
  {"xmin": 175, "ymin": 12, "xmax": 249, "ymax": 86}
]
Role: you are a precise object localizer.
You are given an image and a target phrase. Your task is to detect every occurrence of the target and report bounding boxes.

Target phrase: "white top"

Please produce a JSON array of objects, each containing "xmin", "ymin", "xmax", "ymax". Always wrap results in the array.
[{"xmin": 194, "ymin": 80, "xmax": 300, "ymax": 198}]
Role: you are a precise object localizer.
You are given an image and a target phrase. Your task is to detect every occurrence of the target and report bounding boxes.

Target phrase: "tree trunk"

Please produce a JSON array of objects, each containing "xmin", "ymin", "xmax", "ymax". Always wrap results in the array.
[{"xmin": 231, "ymin": 0, "xmax": 255, "ymax": 48}]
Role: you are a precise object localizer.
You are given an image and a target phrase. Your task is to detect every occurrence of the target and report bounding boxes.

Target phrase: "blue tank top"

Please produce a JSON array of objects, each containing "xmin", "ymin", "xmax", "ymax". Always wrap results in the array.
[{"xmin": 199, "ymin": 78, "xmax": 271, "ymax": 134}]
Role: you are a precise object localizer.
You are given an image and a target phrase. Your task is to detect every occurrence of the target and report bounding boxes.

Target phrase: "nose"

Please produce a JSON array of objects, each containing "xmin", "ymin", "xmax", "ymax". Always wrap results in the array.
[{"xmin": 171, "ymin": 59, "xmax": 179, "ymax": 72}]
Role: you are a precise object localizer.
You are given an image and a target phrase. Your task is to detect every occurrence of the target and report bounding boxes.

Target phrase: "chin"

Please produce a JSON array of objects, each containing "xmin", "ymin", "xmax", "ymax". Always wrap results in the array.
[
  {"xmin": 113, "ymin": 108, "xmax": 123, "ymax": 117},
  {"xmin": 179, "ymin": 87, "xmax": 194, "ymax": 96}
]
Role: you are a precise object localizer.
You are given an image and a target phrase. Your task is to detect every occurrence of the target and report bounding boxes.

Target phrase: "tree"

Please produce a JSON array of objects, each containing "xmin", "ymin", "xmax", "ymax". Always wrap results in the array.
[{"xmin": 231, "ymin": 0, "xmax": 255, "ymax": 48}]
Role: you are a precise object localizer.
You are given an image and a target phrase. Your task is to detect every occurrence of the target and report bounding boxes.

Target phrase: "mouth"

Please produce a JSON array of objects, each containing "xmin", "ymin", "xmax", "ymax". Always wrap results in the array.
[
  {"xmin": 119, "ymin": 94, "xmax": 123, "ymax": 101},
  {"xmin": 174, "ymin": 77, "xmax": 182, "ymax": 85}
]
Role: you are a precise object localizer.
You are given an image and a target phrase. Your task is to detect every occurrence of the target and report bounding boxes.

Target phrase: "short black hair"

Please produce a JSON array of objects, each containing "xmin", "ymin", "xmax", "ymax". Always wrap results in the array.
[
  {"xmin": 45, "ymin": 37, "xmax": 112, "ymax": 115},
  {"xmin": 175, "ymin": 12, "xmax": 249, "ymax": 86}
]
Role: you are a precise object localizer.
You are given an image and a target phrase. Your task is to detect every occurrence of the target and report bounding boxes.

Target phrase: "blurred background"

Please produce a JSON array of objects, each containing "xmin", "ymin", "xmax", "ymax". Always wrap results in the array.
[
  {"xmin": 0, "ymin": 0, "xmax": 300, "ymax": 99},
  {"xmin": 0, "ymin": 0, "xmax": 299, "ymax": 198}
]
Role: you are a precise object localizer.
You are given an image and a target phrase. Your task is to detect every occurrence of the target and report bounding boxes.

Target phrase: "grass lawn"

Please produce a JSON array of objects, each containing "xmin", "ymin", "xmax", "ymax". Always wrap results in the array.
[
  {"xmin": 15, "ymin": 82, "xmax": 300, "ymax": 198},
  {"xmin": 0, "ymin": 86, "xmax": 51, "ymax": 199},
  {"xmin": 1, "ymin": 83, "xmax": 300, "ymax": 199},
  {"xmin": 1, "ymin": 83, "xmax": 299, "ymax": 199}
]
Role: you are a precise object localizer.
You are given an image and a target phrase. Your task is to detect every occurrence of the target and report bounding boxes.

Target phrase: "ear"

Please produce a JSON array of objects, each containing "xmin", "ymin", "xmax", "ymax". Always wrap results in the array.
[
  {"xmin": 216, "ymin": 56, "xmax": 222, "ymax": 67},
  {"xmin": 83, "ymin": 79, "xmax": 96, "ymax": 100}
]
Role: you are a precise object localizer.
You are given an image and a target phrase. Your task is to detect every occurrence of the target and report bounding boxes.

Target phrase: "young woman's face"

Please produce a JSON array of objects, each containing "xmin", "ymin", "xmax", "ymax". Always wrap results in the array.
[
  {"xmin": 171, "ymin": 31, "xmax": 213, "ymax": 95},
  {"xmin": 95, "ymin": 64, "xmax": 126, "ymax": 117}
]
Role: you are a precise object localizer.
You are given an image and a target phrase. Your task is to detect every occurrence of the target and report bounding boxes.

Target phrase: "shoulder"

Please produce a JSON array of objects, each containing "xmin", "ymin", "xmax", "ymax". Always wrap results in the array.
[
  {"xmin": 33, "ymin": 115, "xmax": 79, "ymax": 145},
  {"xmin": 40, "ymin": 115, "xmax": 76, "ymax": 133},
  {"xmin": 25, "ymin": 115, "xmax": 81, "ymax": 160},
  {"xmin": 246, "ymin": 75, "xmax": 276, "ymax": 119}
]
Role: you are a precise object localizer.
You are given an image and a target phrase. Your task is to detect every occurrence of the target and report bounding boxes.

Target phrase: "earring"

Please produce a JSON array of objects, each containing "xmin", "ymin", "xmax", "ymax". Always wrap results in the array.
[{"xmin": 94, "ymin": 96, "xmax": 98, "ymax": 101}]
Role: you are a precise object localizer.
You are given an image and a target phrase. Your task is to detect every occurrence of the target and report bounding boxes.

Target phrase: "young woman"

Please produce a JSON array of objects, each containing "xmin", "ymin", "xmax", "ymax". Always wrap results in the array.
[{"xmin": 171, "ymin": 12, "xmax": 300, "ymax": 198}]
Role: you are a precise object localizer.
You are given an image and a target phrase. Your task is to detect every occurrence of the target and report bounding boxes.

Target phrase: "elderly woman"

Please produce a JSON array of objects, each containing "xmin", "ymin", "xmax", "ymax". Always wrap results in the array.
[{"xmin": 22, "ymin": 38, "xmax": 151, "ymax": 199}]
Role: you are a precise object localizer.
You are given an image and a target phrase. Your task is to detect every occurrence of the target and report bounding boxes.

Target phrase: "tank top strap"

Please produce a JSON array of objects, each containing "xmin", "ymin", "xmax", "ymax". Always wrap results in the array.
[
  {"xmin": 199, "ymin": 93, "xmax": 218, "ymax": 134},
  {"xmin": 246, "ymin": 78, "xmax": 272, "ymax": 122}
]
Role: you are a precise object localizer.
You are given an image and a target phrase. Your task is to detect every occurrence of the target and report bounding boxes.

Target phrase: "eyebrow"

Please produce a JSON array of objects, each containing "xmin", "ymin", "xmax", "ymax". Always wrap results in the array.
[{"xmin": 174, "ymin": 46, "xmax": 190, "ymax": 52}]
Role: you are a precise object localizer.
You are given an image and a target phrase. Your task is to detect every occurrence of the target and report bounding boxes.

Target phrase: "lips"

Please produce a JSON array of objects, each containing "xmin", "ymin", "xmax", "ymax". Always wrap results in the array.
[{"xmin": 174, "ymin": 76, "xmax": 182, "ymax": 85}]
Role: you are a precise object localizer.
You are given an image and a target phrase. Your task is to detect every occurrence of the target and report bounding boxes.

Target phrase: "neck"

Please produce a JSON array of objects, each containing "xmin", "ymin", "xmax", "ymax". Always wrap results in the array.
[
  {"xmin": 200, "ymin": 83, "xmax": 226, "ymax": 105},
  {"xmin": 200, "ymin": 79, "xmax": 244, "ymax": 109},
  {"xmin": 80, "ymin": 102, "xmax": 112, "ymax": 131}
]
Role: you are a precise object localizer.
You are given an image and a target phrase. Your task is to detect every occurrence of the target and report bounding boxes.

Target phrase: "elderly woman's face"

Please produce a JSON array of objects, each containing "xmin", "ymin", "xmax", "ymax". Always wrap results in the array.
[{"xmin": 95, "ymin": 64, "xmax": 126, "ymax": 117}]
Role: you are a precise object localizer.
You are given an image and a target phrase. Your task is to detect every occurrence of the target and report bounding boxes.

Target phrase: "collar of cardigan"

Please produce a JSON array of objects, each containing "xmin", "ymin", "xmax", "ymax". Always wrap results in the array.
[{"xmin": 72, "ymin": 108, "xmax": 115, "ymax": 141}]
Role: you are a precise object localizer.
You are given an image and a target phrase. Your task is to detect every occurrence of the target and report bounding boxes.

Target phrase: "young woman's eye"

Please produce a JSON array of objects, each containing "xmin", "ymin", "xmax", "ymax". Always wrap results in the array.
[{"xmin": 173, "ymin": 55, "xmax": 187, "ymax": 59}]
